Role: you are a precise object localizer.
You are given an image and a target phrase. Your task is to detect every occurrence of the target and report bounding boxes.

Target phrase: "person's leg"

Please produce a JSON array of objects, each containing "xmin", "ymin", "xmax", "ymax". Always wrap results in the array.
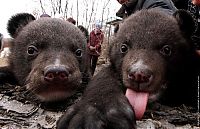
[
  {"xmin": 91, "ymin": 55, "xmax": 98, "ymax": 75},
  {"xmin": 88, "ymin": 54, "xmax": 93, "ymax": 75}
]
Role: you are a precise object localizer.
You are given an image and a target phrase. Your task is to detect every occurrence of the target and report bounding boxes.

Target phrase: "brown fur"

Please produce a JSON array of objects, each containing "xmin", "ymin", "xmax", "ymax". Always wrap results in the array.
[
  {"xmin": 57, "ymin": 9, "xmax": 199, "ymax": 129},
  {"xmin": 0, "ymin": 13, "xmax": 90, "ymax": 102}
]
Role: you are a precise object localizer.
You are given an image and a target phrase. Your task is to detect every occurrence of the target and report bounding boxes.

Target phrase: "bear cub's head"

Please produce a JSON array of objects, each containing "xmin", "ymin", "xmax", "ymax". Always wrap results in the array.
[
  {"xmin": 7, "ymin": 13, "xmax": 89, "ymax": 102},
  {"xmin": 109, "ymin": 9, "xmax": 197, "ymax": 119}
]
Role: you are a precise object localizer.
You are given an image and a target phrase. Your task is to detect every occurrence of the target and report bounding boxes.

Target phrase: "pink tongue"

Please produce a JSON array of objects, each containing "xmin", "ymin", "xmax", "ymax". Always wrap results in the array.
[{"xmin": 125, "ymin": 88, "xmax": 149, "ymax": 120}]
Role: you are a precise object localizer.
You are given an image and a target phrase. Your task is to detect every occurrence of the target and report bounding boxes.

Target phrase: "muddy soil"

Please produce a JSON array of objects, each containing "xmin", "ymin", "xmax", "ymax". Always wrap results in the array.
[{"xmin": 0, "ymin": 58, "xmax": 199, "ymax": 129}]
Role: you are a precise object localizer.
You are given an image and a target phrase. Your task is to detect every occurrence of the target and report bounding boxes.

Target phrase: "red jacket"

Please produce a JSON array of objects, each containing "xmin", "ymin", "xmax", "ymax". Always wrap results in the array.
[{"xmin": 88, "ymin": 29, "xmax": 104, "ymax": 56}]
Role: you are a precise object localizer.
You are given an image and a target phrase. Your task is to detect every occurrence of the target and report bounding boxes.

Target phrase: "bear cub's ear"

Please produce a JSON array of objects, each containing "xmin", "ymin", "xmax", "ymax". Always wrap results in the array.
[
  {"xmin": 173, "ymin": 9, "xmax": 195, "ymax": 38},
  {"xmin": 7, "ymin": 13, "xmax": 36, "ymax": 38}
]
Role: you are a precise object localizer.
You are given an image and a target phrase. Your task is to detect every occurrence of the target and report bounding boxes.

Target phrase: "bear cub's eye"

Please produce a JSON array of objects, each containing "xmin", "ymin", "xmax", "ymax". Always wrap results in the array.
[
  {"xmin": 120, "ymin": 44, "xmax": 128, "ymax": 53},
  {"xmin": 75, "ymin": 49, "xmax": 82, "ymax": 57},
  {"xmin": 160, "ymin": 45, "xmax": 172, "ymax": 56},
  {"xmin": 27, "ymin": 45, "xmax": 38, "ymax": 56}
]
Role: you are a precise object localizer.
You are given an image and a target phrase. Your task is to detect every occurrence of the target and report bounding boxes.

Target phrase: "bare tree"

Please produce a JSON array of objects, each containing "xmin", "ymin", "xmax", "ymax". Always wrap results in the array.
[
  {"xmin": 87, "ymin": 0, "xmax": 100, "ymax": 30},
  {"xmin": 58, "ymin": 0, "xmax": 62, "ymax": 14},
  {"xmin": 63, "ymin": 0, "xmax": 69, "ymax": 18},
  {"xmin": 39, "ymin": 0, "xmax": 46, "ymax": 14},
  {"xmin": 101, "ymin": 0, "xmax": 111, "ymax": 27},
  {"xmin": 76, "ymin": 0, "xmax": 79, "ymax": 25},
  {"xmin": 37, "ymin": 0, "xmax": 116, "ymax": 33},
  {"xmin": 70, "ymin": 4, "xmax": 73, "ymax": 17},
  {"xmin": 83, "ymin": 0, "xmax": 88, "ymax": 26},
  {"xmin": 50, "ymin": 0, "xmax": 56, "ymax": 16}
]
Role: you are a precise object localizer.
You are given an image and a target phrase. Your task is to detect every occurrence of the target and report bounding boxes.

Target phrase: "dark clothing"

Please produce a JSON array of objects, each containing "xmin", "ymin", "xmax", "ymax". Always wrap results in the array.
[
  {"xmin": 188, "ymin": 0, "xmax": 200, "ymax": 49},
  {"xmin": 116, "ymin": 0, "xmax": 138, "ymax": 18},
  {"xmin": 116, "ymin": 0, "xmax": 177, "ymax": 18},
  {"xmin": 89, "ymin": 55, "xmax": 99, "ymax": 75},
  {"xmin": 172, "ymin": 0, "xmax": 188, "ymax": 9}
]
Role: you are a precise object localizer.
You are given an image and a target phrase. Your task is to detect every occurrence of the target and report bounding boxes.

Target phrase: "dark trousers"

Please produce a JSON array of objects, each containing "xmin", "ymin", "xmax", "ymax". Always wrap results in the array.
[{"xmin": 89, "ymin": 54, "xmax": 99, "ymax": 75}]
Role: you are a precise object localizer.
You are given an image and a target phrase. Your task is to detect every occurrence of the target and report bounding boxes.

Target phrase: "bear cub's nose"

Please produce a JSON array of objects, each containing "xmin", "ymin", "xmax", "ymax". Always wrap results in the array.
[
  {"xmin": 44, "ymin": 65, "xmax": 69, "ymax": 82},
  {"xmin": 128, "ymin": 68, "xmax": 153, "ymax": 84}
]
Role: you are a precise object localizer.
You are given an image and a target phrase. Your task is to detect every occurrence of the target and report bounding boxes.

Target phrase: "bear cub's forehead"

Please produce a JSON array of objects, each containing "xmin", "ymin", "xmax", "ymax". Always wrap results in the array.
[
  {"xmin": 116, "ymin": 10, "xmax": 183, "ymax": 47},
  {"xmin": 121, "ymin": 11, "xmax": 177, "ymax": 35},
  {"xmin": 24, "ymin": 18, "xmax": 82, "ymax": 36},
  {"xmin": 16, "ymin": 18, "xmax": 85, "ymax": 48}
]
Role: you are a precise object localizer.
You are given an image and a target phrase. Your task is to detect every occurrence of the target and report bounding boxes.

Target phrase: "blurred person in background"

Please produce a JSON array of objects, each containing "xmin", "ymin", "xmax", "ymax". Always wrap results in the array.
[
  {"xmin": 116, "ymin": 0, "xmax": 177, "ymax": 18},
  {"xmin": 87, "ymin": 23, "xmax": 104, "ymax": 75}
]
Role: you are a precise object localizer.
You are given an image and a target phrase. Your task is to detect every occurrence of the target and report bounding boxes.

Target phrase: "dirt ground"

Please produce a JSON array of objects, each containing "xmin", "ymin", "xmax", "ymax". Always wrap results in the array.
[{"xmin": 0, "ymin": 57, "xmax": 200, "ymax": 129}]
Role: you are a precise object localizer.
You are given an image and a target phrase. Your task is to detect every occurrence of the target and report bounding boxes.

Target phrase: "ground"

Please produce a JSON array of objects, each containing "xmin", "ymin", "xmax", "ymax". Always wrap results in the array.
[{"xmin": 0, "ymin": 53, "xmax": 199, "ymax": 129}]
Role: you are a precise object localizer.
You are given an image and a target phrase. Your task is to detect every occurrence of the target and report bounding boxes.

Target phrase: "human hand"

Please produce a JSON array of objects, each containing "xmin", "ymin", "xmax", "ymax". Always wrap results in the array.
[{"xmin": 89, "ymin": 46, "xmax": 96, "ymax": 51}]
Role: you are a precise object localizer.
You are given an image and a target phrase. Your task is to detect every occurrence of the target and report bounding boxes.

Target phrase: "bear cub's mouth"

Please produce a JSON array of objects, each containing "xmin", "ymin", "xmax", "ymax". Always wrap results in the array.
[
  {"xmin": 125, "ymin": 83, "xmax": 166, "ymax": 120},
  {"xmin": 125, "ymin": 88, "xmax": 149, "ymax": 120}
]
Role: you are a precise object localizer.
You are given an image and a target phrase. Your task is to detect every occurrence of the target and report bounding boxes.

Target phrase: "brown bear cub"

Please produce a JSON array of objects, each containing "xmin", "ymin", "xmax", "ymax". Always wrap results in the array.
[
  {"xmin": 0, "ymin": 13, "xmax": 90, "ymax": 103},
  {"xmin": 57, "ymin": 9, "xmax": 199, "ymax": 129}
]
